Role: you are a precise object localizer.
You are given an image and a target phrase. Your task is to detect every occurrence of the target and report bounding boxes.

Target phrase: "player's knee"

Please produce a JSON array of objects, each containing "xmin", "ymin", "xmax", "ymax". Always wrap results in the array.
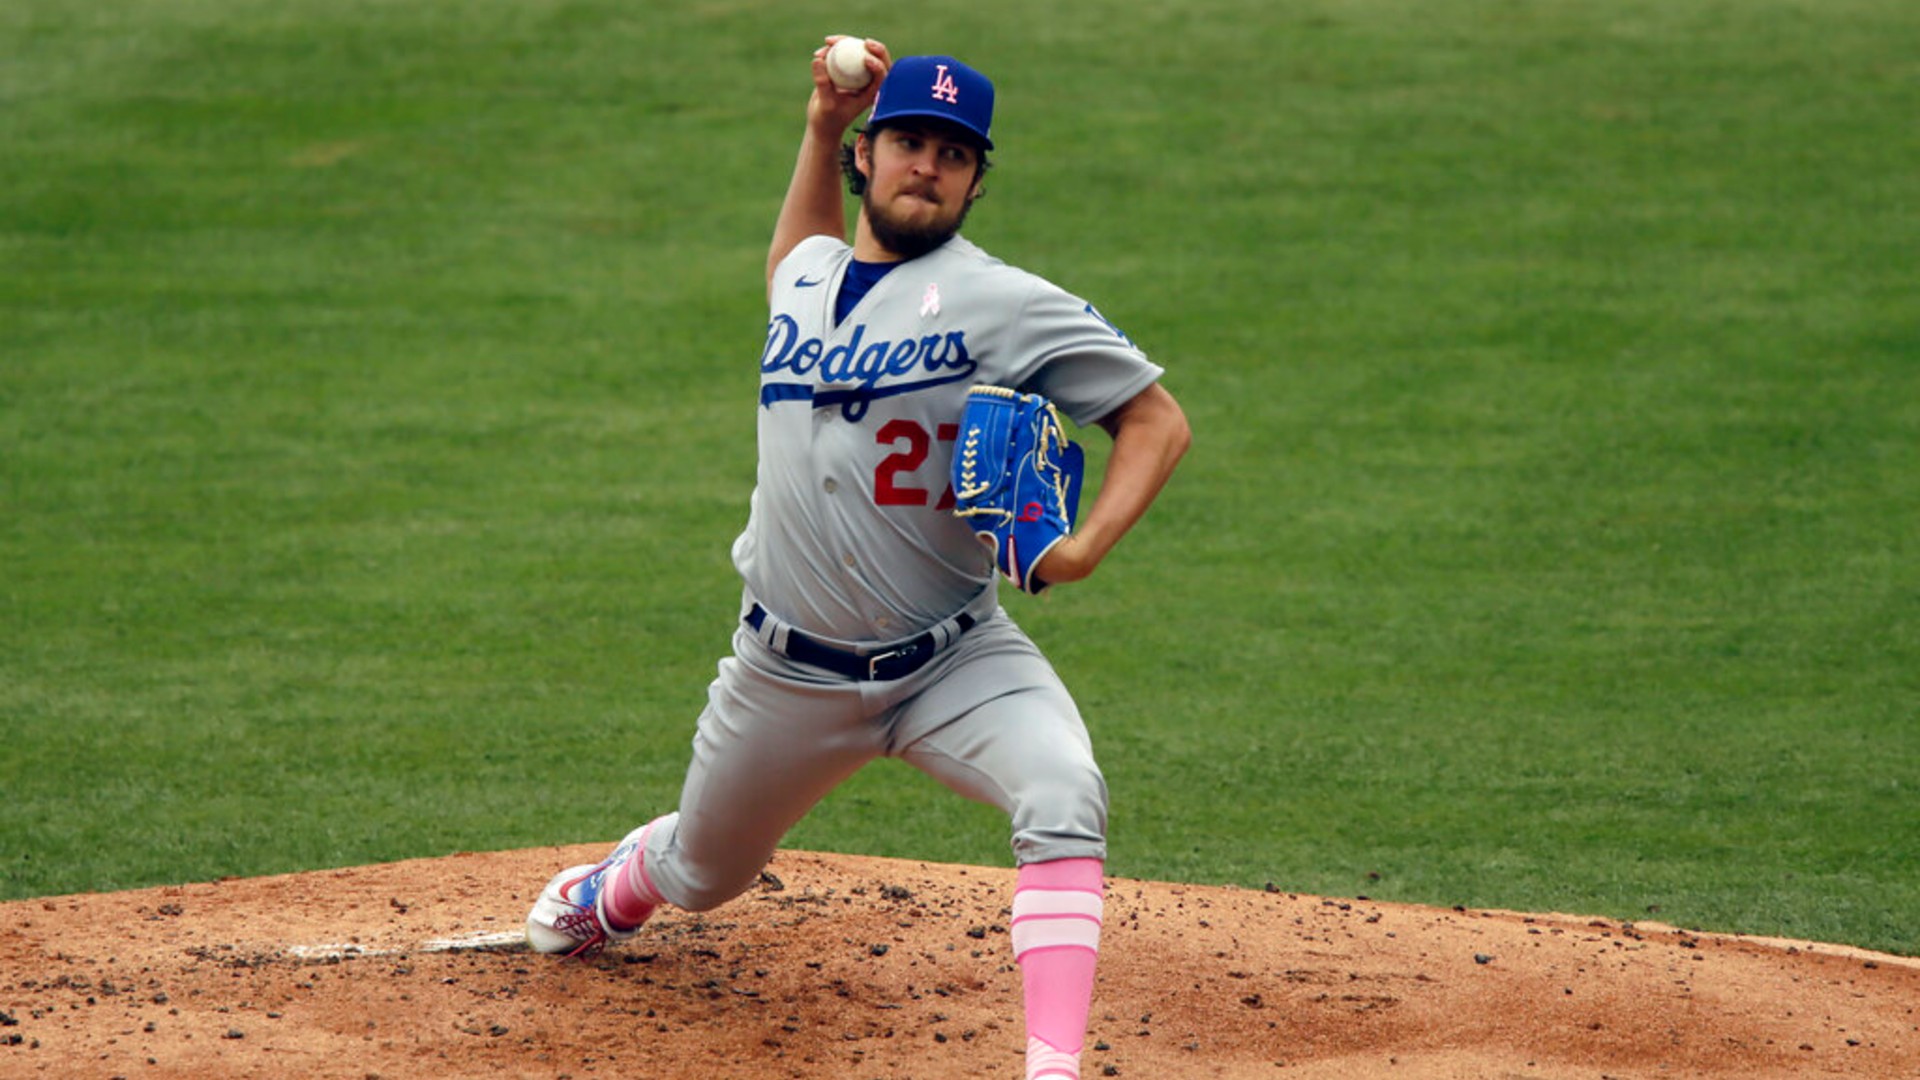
[
  {"xmin": 1053, "ymin": 755, "xmax": 1107, "ymax": 815},
  {"xmin": 1009, "ymin": 760, "xmax": 1109, "ymax": 859}
]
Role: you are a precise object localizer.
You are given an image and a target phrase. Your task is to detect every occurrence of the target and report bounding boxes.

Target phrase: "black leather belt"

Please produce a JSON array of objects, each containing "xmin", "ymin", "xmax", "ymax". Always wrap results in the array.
[{"xmin": 745, "ymin": 603, "xmax": 976, "ymax": 682}]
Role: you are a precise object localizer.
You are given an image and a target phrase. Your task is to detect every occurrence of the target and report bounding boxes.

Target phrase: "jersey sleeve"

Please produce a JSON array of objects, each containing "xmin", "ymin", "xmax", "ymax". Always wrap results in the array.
[
  {"xmin": 1005, "ymin": 276, "xmax": 1165, "ymax": 428},
  {"xmin": 771, "ymin": 234, "xmax": 850, "ymax": 294}
]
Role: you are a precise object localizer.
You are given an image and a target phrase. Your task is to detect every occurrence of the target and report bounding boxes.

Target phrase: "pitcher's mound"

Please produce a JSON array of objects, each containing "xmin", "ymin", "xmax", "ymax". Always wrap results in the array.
[{"xmin": 2, "ymin": 846, "xmax": 1914, "ymax": 1078}]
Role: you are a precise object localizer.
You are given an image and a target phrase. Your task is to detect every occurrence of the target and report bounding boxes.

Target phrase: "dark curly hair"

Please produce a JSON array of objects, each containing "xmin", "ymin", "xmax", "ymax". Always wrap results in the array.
[{"xmin": 839, "ymin": 121, "xmax": 993, "ymax": 197}]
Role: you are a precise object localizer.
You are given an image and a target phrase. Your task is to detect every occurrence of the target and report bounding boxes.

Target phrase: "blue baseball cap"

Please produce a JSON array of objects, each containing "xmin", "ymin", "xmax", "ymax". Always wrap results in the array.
[{"xmin": 868, "ymin": 55, "xmax": 995, "ymax": 150}]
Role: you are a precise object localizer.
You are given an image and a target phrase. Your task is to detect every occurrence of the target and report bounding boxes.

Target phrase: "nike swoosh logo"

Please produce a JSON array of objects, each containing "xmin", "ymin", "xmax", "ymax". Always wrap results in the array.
[{"xmin": 795, "ymin": 276, "xmax": 825, "ymax": 288}]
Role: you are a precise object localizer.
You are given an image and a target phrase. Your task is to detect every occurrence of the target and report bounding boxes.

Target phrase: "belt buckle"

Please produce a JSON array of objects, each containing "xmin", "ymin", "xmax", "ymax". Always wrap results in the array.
[{"xmin": 866, "ymin": 642, "xmax": 919, "ymax": 681}]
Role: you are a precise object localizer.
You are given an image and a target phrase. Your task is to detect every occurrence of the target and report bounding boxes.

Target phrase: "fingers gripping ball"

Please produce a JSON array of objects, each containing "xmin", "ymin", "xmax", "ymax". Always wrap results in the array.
[
  {"xmin": 952, "ymin": 386, "xmax": 1086, "ymax": 594},
  {"xmin": 826, "ymin": 36, "xmax": 872, "ymax": 90}
]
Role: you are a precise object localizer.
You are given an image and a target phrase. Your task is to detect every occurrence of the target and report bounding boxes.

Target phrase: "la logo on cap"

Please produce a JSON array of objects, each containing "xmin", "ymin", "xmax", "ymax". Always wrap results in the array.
[
  {"xmin": 869, "ymin": 55, "xmax": 996, "ymax": 149},
  {"xmin": 931, "ymin": 64, "xmax": 960, "ymax": 104}
]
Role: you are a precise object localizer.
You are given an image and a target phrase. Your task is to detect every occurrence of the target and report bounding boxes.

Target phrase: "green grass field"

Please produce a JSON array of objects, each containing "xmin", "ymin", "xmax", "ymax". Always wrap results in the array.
[{"xmin": 4, "ymin": 0, "xmax": 1916, "ymax": 955}]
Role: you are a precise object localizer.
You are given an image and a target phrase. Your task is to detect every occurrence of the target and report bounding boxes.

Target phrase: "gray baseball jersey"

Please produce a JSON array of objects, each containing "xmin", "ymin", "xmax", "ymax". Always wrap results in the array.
[
  {"xmin": 738, "ymin": 233, "xmax": 1164, "ymax": 644},
  {"xmin": 633, "ymin": 232, "xmax": 1164, "ymax": 911}
]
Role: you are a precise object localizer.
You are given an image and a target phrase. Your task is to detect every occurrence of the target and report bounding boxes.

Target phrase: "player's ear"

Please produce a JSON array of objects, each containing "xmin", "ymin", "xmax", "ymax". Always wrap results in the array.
[{"xmin": 854, "ymin": 133, "xmax": 874, "ymax": 179}]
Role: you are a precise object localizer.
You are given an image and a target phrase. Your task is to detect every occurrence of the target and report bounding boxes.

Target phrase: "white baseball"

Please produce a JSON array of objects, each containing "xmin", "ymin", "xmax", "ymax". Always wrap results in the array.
[{"xmin": 825, "ymin": 36, "xmax": 872, "ymax": 90}]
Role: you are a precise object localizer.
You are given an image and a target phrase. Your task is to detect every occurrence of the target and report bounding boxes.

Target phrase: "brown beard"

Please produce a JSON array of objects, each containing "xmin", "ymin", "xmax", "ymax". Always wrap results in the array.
[{"xmin": 862, "ymin": 185, "xmax": 975, "ymax": 260}]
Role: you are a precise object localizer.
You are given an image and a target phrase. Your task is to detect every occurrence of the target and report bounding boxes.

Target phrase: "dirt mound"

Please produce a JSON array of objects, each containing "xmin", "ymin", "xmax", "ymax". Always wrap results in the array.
[{"xmin": 2, "ymin": 847, "xmax": 1914, "ymax": 1078}]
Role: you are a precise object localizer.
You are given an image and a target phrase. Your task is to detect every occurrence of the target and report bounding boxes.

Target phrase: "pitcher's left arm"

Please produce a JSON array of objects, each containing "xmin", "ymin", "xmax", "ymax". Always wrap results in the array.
[{"xmin": 1033, "ymin": 381, "xmax": 1190, "ymax": 586}]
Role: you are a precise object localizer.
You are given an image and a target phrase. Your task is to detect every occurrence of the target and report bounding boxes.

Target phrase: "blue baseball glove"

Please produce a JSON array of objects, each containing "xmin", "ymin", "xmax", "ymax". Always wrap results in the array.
[{"xmin": 951, "ymin": 385, "xmax": 1086, "ymax": 594}]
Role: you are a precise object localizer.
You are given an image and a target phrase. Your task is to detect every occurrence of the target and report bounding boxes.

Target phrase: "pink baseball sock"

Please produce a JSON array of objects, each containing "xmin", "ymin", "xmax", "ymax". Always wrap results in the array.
[
  {"xmin": 602, "ymin": 819, "xmax": 667, "ymax": 930},
  {"xmin": 1013, "ymin": 857, "xmax": 1104, "ymax": 1080}
]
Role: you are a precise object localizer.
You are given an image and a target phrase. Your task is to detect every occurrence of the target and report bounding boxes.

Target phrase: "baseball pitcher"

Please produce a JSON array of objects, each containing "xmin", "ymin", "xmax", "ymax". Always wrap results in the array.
[{"xmin": 527, "ymin": 38, "xmax": 1191, "ymax": 1080}]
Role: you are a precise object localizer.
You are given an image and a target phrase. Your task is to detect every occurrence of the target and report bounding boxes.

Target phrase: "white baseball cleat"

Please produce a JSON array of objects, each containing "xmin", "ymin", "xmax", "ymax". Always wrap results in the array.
[{"xmin": 525, "ymin": 824, "xmax": 655, "ymax": 957}]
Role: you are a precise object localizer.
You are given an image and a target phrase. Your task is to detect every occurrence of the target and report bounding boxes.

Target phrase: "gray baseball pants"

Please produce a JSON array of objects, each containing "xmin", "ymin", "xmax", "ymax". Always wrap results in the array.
[{"xmin": 635, "ymin": 607, "xmax": 1108, "ymax": 912}]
